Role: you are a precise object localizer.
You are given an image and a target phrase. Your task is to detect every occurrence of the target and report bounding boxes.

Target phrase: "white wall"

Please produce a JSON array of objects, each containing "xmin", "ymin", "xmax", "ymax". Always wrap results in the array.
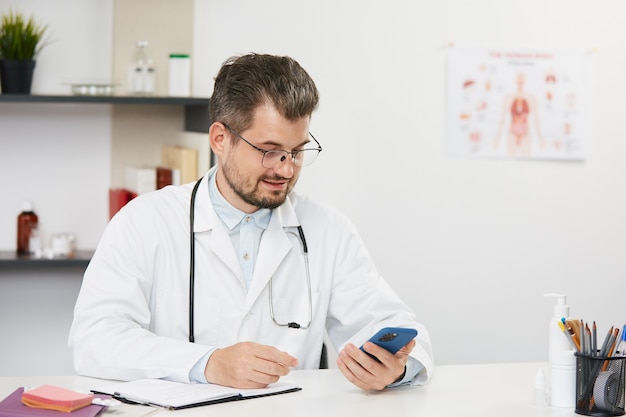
[
  {"xmin": 0, "ymin": 267, "xmax": 84, "ymax": 376},
  {"xmin": 198, "ymin": 0, "xmax": 626, "ymax": 366},
  {"xmin": 2, "ymin": 0, "xmax": 626, "ymax": 375},
  {"xmin": 0, "ymin": 0, "xmax": 113, "ymax": 376},
  {"xmin": 0, "ymin": 0, "xmax": 112, "ymax": 251}
]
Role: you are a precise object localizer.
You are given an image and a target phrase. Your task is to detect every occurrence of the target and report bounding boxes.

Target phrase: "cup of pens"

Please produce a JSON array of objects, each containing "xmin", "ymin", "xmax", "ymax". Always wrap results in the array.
[{"xmin": 575, "ymin": 352, "xmax": 625, "ymax": 416}]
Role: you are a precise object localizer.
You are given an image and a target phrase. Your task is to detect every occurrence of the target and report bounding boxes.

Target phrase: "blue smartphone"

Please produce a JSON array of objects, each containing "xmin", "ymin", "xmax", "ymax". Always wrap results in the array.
[{"xmin": 359, "ymin": 327, "xmax": 418, "ymax": 362}]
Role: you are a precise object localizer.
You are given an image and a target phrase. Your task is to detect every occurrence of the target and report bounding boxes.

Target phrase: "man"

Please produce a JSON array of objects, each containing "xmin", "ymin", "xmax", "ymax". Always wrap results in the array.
[{"xmin": 69, "ymin": 53, "xmax": 433, "ymax": 391}]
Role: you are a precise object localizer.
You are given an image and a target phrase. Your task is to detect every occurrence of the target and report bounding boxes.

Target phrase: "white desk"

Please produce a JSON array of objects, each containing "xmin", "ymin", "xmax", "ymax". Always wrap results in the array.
[{"xmin": 0, "ymin": 363, "xmax": 583, "ymax": 417}]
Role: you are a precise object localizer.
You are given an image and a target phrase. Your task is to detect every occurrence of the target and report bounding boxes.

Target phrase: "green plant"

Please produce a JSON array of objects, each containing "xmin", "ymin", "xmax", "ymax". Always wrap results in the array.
[{"xmin": 0, "ymin": 10, "xmax": 48, "ymax": 60}]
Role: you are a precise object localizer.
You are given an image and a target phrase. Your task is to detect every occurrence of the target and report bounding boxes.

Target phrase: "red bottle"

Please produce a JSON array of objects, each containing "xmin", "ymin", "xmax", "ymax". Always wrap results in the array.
[{"xmin": 17, "ymin": 201, "xmax": 38, "ymax": 254}]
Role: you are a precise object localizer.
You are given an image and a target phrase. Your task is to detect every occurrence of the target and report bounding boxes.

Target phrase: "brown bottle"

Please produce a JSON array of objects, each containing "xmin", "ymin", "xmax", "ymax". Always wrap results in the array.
[{"xmin": 17, "ymin": 201, "xmax": 38, "ymax": 254}]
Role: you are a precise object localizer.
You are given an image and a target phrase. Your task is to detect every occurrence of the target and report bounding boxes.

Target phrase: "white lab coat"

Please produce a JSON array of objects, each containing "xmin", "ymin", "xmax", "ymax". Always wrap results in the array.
[{"xmin": 69, "ymin": 170, "xmax": 433, "ymax": 384}]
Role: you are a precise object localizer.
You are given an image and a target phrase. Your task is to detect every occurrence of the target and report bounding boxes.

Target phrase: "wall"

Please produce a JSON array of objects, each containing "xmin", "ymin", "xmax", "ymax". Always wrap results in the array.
[
  {"xmin": 0, "ymin": 0, "xmax": 113, "ymax": 376},
  {"xmin": 2, "ymin": 0, "xmax": 626, "ymax": 376},
  {"xmin": 198, "ymin": 0, "xmax": 626, "ymax": 366},
  {"xmin": 0, "ymin": 267, "xmax": 85, "ymax": 375},
  {"xmin": 0, "ymin": 0, "xmax": 112, "ymax": 251},
  {"xmin": 109, "ymin": 0, "xmax": 210, "ymax": 188},
  {"xmin": 0, "ymin": 0, "xmax": 200, "ymax": 376}
]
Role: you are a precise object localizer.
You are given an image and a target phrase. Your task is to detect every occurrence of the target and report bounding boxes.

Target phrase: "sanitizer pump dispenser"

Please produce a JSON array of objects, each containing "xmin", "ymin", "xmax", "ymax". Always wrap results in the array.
[{"xmin": 543, "ymin": 293, "xmax": 576, "ymax": 408}]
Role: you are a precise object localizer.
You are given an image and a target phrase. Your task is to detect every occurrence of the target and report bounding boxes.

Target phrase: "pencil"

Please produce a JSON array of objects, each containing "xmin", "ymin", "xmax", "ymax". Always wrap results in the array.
[
  {"xmin": 557, "ymin": 320, "xmax": 580, "ymax": 352},
  {"xmin": 565, "ymin": 319, "xmax": 581, "ymax": 351},
  {"xmin": 592, "ymin": 321, "xmax": 597, "ymax": 356}
]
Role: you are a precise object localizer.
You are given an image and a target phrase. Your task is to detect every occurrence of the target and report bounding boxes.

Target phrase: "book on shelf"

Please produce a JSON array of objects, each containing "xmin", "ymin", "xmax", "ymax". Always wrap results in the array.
[
  {"xmin": 110, "ymin": 165, "xmax": 180, "ymax": 219},
  {"xmin": 91, "ymin": 378, "xmax": 301, "ymax": 410},
  {"xmin": 125, "ymin": 166, "xmax": 157, "ymax": 195},
  {"xmin": 161, "ymin": 145, "xmax": 198, "ymax": 184},
  {"xmin": 156, "ymin": 166, "xmax": 175, "ymax": 189},
  {"xmin": 108, "ymin": 188, "xmax": 137, "ymax": 219}
]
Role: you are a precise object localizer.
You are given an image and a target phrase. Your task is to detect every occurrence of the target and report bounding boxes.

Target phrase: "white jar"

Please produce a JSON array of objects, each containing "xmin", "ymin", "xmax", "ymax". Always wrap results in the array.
[
  {"xmin": 50, "ymin": 233, "xmax": 75, "ymax": 257},
  {"xmin": 168, "ymin": 53, "xmax": 191, "ymax": 97}
]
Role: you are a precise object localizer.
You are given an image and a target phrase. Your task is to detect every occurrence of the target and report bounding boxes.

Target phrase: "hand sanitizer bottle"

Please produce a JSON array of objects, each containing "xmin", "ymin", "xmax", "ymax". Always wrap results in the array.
[{"xmin": 543, "ymin": 293, "xmax": 576, "ymax": 408}]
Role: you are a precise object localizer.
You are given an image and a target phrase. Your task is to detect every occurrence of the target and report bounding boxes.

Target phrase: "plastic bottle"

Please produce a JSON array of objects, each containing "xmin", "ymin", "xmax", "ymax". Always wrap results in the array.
[
  {"xmin": 16, "ymin": 201, "xmax": 39, "ymax": 254},
  {"xmin": 28, "ymin": 224, "xmax": 42, "ymax": 257},
  {"xmin": 543, "ymin": 293, "xmax": 576, "ymax": 407},
  {"xmin": 533, "ymin": 368, "xmax": 547, "ymax": 408},
  {"xmin": 168, "ymin": 53, "xmax": 191, "ymax": 97},
  {"xmin": 128, "ymin": 40, "xmax": 155, "ymax": 95}
]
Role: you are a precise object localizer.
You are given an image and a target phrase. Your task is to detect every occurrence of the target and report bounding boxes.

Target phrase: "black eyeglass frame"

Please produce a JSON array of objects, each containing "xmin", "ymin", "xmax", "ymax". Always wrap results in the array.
[{"xmin": 221, "ymin": 122, "xmax": 322, "ymax": 168}]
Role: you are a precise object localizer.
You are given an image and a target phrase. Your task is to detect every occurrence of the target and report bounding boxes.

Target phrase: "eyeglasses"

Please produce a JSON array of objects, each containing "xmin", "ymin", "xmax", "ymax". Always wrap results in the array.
[{"xmin": 222, "ymin": 122, "xmax": 322, "ymax": 168}]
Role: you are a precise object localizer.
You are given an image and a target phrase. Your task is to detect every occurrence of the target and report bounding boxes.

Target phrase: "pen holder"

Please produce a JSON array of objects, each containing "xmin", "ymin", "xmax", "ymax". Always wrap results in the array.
[{"xmin": 575, "ymin": 352, "xmax": 626, "ymax": 416}]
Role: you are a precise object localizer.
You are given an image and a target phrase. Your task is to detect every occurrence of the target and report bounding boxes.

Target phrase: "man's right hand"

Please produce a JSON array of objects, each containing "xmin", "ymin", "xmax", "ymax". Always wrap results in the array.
[{"xmin": 204, "ymin": 341, "xmax": 298, "ymax": 388}]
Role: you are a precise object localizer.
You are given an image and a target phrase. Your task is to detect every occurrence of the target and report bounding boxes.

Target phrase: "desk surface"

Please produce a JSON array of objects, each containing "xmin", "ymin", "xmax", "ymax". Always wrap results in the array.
[{"xmin": 0, "ymin": 362, "xmax": 580, "ymax": 417}]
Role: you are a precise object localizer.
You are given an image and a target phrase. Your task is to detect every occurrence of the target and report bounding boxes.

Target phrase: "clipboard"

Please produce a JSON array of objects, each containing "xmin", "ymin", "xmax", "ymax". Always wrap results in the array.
[{"xmin": 91, "ymin": 378, "xmax": 302, "ymax": 410}]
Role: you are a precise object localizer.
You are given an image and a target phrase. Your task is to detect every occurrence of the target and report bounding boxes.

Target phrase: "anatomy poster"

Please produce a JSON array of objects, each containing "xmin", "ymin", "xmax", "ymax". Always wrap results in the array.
[{"xmin": 446, "ymin": 45, "xmax": 593, "ymax": 160}]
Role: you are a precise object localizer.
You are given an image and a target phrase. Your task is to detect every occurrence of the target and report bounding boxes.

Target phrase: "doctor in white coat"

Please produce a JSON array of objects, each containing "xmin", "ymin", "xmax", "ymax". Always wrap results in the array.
[{"xmin": 69, "ymin": 53, "xmax": 433, "ymax": 391}]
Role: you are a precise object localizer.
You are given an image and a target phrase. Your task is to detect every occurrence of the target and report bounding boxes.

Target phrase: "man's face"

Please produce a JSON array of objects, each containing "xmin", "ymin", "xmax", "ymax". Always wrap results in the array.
[{"xmin": 216, "ymin": 104, "xmax": 311, "ymax": 213}]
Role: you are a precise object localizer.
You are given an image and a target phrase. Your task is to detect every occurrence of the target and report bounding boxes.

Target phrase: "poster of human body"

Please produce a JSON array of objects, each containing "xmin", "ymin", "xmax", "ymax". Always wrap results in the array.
[{"xmin": 446, "ymin": 45, "xmax": 593, "ymax": 160}]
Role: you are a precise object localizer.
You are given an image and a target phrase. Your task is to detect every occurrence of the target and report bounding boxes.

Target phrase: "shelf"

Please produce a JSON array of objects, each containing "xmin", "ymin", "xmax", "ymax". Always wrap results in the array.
[
  {"xmin": 0, "ymin": 250, "xmax": 94, "ymax": 268},
  {"xmin": 0, "ymin": 93, "xmax": 208, "ymax": 105},
  {"xmin": 0, "ymin": 94, "xmax": 210, "ymax": 133}
]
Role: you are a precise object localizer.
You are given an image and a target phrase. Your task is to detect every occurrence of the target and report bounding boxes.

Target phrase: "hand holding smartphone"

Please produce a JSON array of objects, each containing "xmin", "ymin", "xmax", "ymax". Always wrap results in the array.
[{"xmin": 359, "ymin": 327, "xmax": 417, "ymax": 363}]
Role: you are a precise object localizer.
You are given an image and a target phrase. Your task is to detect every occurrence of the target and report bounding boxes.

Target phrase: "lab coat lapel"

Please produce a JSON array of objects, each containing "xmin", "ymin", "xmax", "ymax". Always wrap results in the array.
[
  {"xmin": 245, "ymin": 196, "xmax": 299, "ymax": 309},
  {"xmin": 193, "ymin": 172, "xmax": 245, "ymax": 288}
]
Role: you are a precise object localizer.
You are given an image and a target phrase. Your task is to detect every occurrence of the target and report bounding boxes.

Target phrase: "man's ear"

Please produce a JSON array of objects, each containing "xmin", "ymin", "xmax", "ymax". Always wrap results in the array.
[{"xmin": 209, "ymin": 122, "xmax": 228, "ymax": 157}]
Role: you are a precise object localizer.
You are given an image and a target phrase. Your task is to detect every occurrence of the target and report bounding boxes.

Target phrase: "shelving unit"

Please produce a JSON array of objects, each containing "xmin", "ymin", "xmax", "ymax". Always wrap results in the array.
[
  {"xmin": 0, "ymin": 250, "xmax": 94, "ymax": 268},
  {"xmin": 0, "ymin": 94, "xmax": 211, "ymax": 133}
]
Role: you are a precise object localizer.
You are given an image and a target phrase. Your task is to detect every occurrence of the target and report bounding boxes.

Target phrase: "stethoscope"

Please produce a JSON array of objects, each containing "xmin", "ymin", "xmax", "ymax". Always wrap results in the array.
[{"xmin": 188, "ymin": 176, "xmax": 313, "ymax": 343}]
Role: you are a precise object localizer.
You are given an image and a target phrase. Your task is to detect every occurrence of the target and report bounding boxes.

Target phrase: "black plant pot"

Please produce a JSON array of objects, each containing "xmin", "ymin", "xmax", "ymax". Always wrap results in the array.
[{"xmin": 0, "ymin": 59, "xmax": 36, "ymax": 94}]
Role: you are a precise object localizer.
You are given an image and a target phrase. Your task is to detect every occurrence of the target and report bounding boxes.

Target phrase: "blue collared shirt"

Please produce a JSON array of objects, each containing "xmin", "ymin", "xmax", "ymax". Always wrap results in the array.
[{"xmin": 208, "ymin": 171, "xmax": 271, "ymax": 288}]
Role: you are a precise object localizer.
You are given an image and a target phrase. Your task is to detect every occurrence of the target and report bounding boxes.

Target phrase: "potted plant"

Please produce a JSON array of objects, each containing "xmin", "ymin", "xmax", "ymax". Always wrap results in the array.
[{"xmin": 0, "ymin": 10, "xmax": 48, "ymax": 94}]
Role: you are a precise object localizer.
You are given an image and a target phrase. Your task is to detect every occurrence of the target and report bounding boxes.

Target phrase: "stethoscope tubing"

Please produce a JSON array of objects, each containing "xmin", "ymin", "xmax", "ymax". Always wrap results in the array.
[{"xmin": 189, "ymin": 178, "xmax": 202, "ymax": 343}]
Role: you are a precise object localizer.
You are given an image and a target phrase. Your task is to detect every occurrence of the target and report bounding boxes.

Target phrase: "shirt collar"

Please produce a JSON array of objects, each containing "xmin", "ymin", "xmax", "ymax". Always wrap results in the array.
[{"xmin": 208, "ymin": 170, "xmax": 271, "ymax": 231}]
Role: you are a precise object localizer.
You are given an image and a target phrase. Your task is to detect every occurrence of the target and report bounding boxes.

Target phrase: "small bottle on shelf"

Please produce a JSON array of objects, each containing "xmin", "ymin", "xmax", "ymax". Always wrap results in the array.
[
  {"xmin": 16, "ymin": 201, "xmax": 39, "ymax": 254},
  {"xmin": 128, "ymin": 40, "xmax": 155, "ymax": 96},
  {"xmin": 168, "ymin": 53, "xmax": 191, "ymax": 97},
  {"xmin": 28, "ymin": 224, "xmax": 42, "ymax": 258}
]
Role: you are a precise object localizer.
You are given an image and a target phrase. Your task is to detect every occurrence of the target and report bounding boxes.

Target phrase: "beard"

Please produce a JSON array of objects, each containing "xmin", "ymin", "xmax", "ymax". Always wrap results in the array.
[{"xmin": 222, "ymin": 158, "xmax": 296, "ymax": 210}]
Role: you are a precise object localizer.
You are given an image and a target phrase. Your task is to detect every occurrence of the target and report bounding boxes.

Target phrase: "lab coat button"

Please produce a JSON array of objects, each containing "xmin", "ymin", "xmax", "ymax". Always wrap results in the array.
[{"xmin": 243, "ymin": 252, "xmax": 249, "ymax": 261}]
